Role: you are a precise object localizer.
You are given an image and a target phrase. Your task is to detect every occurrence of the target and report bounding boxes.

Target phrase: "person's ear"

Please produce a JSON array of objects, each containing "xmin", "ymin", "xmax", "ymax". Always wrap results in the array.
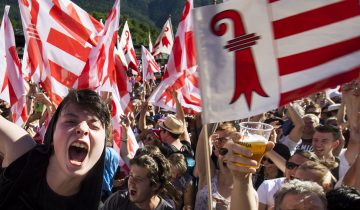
[
  {"xmin": 332, "ymin": 140, "xmax": 340, "ymax": 149},
  {"xmin": 151, "ymin": 182, "xmax": 161, "ymax": 193}
]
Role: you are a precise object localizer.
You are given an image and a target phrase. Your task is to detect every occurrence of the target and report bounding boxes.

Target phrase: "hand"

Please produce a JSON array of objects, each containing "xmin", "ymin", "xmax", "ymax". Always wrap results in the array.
[
  {"xmin": 223, "ymin": 138, "xmax": 275, "ymax": 178},
  {"xmin": 269, "ymin": 129, "xmax": 277, "ymax": 143},
  {"xmin": 120, "ymin": 114, "xmax": 130, "ymax": 129}
]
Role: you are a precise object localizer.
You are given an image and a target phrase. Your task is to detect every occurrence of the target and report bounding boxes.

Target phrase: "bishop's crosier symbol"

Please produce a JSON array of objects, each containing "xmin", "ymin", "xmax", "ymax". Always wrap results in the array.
[{"xmin": 210, "ymin": 10, "xmax": 268, "ymax": 109}]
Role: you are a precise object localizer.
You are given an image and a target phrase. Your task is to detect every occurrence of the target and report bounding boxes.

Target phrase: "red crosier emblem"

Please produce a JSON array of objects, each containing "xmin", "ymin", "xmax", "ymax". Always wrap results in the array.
[{"xmin": 210, "ymin": 10, "xmax": 268, "ymax": 109}]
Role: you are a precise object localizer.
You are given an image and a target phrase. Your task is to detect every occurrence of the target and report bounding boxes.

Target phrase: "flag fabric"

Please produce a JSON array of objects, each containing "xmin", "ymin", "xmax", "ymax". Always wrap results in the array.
[
  {"xmin": 18, "ymin": 0, "xmax": 103, "ymax": 105},
  {"xmin": 119, "ymin": 21, "xmax": 139, "ymax": 74},
  {"xmin": 149, "ymin": 0, "xmax": 201, "ymax": 114},
  {"xmin": 0, "ymin": 6, "xmax": 28, "ymax": 126},
  {"xmin": 114, "ymin": 40, "xmax": 133, "ymax": 114},
  {"xmin": 148, "ymin": 32, "xmax": 153, "ymax": 53},
  {"xmin": 141, "ymin": 45, "xmax": 160, "ymax": 81},
  {"xmin": 193, "ymin": 0, "xmax": 360, "ymax": 123},
  {"xmin": 77, "ymin": 0, "xmax": 120, "ymax": 91},
  {"xmin": 152, "ymin": 17, "xmax": 174, "ymax": 57}
]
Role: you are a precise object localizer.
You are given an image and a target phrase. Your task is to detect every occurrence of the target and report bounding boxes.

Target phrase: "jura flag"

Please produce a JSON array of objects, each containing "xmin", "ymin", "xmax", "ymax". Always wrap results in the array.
[
  {"xmin": 193, "ymin": 0, "xmax": 360, "ymax": 123},
  {"xmin": 152, "ymin": 17, "xmax": 174, "ymax": 56}
]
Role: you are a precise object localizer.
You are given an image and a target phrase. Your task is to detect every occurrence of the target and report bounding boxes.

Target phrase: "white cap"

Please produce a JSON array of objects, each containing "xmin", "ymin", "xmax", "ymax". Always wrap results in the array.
[{"xmin": 327, "ymin": 104, "xmax": 341, "ymax": 112}]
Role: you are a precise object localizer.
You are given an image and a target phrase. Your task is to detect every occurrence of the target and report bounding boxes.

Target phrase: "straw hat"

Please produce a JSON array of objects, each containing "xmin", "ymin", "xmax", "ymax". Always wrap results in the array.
[{"xmin": 158, "ymin": 115, "xmax": 184, "ymax": 134}]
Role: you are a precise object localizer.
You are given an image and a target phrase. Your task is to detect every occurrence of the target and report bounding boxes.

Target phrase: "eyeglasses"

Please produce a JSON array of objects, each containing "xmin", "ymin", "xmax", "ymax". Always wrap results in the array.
[
  {"xmin": 307, "ymin": 111, "xmax": 320, "ymax": 116},
  {"xmin": 262, "ymin": 157, "xmax": 273, "ymax": 164},
  {"xmin": 286, "ymin": 161, "xmax": 300, "ymax": 170},
  {"xmin": 144, "ymin": 137, "xmax": 154, "ymax": 142}
]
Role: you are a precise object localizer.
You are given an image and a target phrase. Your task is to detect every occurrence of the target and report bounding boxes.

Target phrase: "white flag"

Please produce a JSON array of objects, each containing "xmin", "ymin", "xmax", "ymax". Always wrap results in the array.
[{"xmin": 193, "ymin": 0, "xmax": 360, "ymax": 123}]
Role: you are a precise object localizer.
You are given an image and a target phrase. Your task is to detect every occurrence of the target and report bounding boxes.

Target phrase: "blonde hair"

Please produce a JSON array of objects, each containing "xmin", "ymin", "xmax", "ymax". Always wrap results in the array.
[
  {"xmin": 216, "ymin": 122, "xmax": 236, "ymax": 134},
  {"xmin": 298, "ymin": 161, "xmax": 334, "ymax": 188},
  {"xmin": 168, "ymin": 153, "xmax": 187, "ymax": 176}
]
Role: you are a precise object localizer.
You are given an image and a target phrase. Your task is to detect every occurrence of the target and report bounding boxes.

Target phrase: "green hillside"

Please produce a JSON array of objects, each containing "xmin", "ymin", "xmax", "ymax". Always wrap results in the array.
[{"xmin": 0, "ymin": 0, "xmax": 221, "ymax": 44}]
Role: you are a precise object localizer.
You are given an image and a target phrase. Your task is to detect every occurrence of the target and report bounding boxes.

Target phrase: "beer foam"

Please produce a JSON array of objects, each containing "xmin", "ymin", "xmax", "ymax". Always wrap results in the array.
[{"xmin": 241, "ymin": 134, "xmax": 267, "ymax": 143}]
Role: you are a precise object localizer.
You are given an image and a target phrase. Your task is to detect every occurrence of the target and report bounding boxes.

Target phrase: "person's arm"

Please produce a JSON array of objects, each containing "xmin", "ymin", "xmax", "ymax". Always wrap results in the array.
[
  {"xmin": 224, "ymin": 140, "xmax": 275, "ymax": 210},
  {"xmin": 119, "ymin": 115, "xmax": 131, "ymax": 166},
  {"xmin": 138, "ymin": 101, "xmax": 149, "ymax": 132},
  {"xmin": 173, "ymin": 91, "xmax": 191, "ymax": 143},
  {"xmin": 264, "ymin": 150, "xmax": 286, "ymax": 173},
  {"xmin": 286, "ymin": 103, "xmax": 304, "ymax": 143},
  {"xmin": 342, "ymin": 81, "xmax": 360, "ymax": 166},
  {"xmin": 182, "ymin": 180, "xmax": 195, "ymax": 210},
  {"xmin": 195, "ymin": 124, "xmax": 217, "ymax": 191},
  {"xmin": 0, "ymin": 115, "xmax": 36, "ymax": 167}
]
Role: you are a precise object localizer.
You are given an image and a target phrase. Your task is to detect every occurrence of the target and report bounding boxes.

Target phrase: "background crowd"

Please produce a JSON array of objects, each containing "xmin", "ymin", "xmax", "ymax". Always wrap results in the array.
[{"xmin": 0, "ymin": 75, "xmax": 360, "ymax": 210}]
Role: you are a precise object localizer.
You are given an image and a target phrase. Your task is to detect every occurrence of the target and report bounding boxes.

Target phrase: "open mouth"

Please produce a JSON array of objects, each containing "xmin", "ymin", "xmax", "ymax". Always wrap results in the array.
[
  {"xmin": 130, "ymin": 189, "xmax": 137, "ymax": 196},
  {"xmin": 68, "ymin": 141, "xmax": 88, "ymax": 166}
]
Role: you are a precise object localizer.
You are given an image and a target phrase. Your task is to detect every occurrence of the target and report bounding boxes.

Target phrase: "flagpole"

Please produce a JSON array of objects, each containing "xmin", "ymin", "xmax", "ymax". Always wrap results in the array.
[{"xmin": 204, "ymin": 123, "xmax": 214, "ymax": 210}]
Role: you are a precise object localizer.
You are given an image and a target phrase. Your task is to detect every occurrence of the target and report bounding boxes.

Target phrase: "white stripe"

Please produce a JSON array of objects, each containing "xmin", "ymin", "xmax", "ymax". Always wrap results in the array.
[
  {"xmin": 51, "ymin": 77, "xmax": 70, "ymax": 98},
  {"xmin": 277, "ymin": 16, "xmax": 360, "ymax": 58},
  {"xmin": 271, "ymin": 0, "xmax": 341, "ymax": 21},
  {"xmin": 280, "ymin": 50, "xmax": 360, "ymax": 93},
  {"xmin": 46, "ymin": 44, "xmax": 86, "ymax": 75}
]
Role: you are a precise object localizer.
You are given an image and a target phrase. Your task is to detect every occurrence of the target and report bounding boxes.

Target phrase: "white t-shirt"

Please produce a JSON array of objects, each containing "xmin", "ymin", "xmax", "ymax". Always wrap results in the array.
[
  {"xmin": 257, "ymin": 177, "xmax": 286, "ymax": 208},
  {"xmin": 279, "ymin": 135, "xmax": 300, "ymax": 155},
  {"xmin": 338, "ymin": 149, "xmax": 350, "ymax": 179},
  {"xmin": 335, "ymin": 149, "xmax": 351, "ymax": 188}
]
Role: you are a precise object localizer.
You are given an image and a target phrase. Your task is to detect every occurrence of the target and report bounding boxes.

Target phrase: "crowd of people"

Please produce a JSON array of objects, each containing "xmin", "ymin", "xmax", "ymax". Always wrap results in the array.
[{"xmin": 0, "ymin": 75, "xmax": 359, "ymax": 210}]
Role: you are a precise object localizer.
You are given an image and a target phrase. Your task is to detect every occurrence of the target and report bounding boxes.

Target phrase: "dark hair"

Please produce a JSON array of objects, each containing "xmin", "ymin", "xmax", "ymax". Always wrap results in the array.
[
  {"xmin": 43, "ymin": 89, "xmax": 110, "ymax": 210},
  {"xmin": 326, "ymin": 186, "xmax": 360, "ymax": 210},
  {"xmin": 59, "ymin": 89, "xmax": 111, "ymax": 138},
  {"xmin": 168, "ymin": 131, "xmax": 181, "ymax": 140},
  {"xmin": 315, "ymin": 125, "xmax": 341, "ymax": 140},
  {"xmin": 130, "ymin": 146, "xmax": 172, "ymax": 193}
]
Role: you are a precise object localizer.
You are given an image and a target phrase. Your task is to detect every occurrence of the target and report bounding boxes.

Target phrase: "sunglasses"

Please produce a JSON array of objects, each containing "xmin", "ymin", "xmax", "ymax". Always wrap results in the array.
[
  {"xmin": 286, "ymin": 161, "xmax": 300, "ymax": 170},
  {"xmin": 262, "ymin": 157, "xmax": 273, "ymax": 164}
]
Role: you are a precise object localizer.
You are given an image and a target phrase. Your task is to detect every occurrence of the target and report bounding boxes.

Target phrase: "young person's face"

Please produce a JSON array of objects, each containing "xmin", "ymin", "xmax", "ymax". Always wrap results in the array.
[
  {"xmin": 128, "ymin": 164, "xmax": 159, "ymax": 204},
  {"xmin": 53, "ymin": 103, "xmax": 105, "ymax": 177},
  {"xmin": 312, "ymin": 132, "xmax": 338, "ymax": 158},
  {"xmin": 279, "ymin": 193, "xmax": 325, "ymax": 210}
]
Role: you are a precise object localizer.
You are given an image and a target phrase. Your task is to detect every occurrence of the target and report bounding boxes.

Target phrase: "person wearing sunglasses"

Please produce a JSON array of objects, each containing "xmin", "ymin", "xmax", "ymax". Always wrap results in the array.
[
  {"xmin": 257, "ymin": 149, "xmax": 318, "ymax": 210},
  {"xmin": 253, "ymin": 143, "xmax": 290, "ymax": 190}
]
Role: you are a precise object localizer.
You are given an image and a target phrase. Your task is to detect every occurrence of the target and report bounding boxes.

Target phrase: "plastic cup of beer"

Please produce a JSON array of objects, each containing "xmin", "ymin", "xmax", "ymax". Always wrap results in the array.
[{"xmin": 235, "ymin": 122, "xmax": 273, "ymax": 168}]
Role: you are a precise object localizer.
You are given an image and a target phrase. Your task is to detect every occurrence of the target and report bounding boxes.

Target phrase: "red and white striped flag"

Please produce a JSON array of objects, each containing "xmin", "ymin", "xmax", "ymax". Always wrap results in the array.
[
  {"xmin": 149, "ymin": 0, "xmax": 201, "ymax": 114},
  {"xmin": 0, "ymin": 6, "xmax": 28, "ymax": 126},
  {"xmin": 77, "ymin": 0, "xmax": 120, "ymax": 91},
  {"xmin": 193, "ymin": 0, "xmax": 360, "ymax": 123},
  {"xmin": 18, "ymin": 0, "xmax": 104, "ymax": 105},
  {"xmin": 119, "ymin": 21, "xmax": 139, "ymax": 74},
  {"xmin": 114, "ymin": 40, "xmax": 133, "ymax": 114},
  {"xmin": 152, "ymin": 17, "xmax": 174, "ymax": 57},
  {"xmin": 141, "ymin": 46, "xmax": 160, "ymax": 81}
]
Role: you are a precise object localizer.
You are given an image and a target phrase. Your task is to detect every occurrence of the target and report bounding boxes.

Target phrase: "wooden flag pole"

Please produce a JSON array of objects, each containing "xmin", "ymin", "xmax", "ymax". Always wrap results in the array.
[{"xmin": 203, "ymin": 124, "xmax": 213, "ymax": 210}]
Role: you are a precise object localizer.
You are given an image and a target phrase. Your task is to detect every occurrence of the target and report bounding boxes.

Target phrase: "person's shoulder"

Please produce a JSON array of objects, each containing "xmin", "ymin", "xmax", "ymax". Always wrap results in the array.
[
  {"xmin": 102, "ymin": 190, "xmax": 129, "ymax": 210},
  {"xmin": 259, "ymin": 177, "xmax": 285, "ymax": 189},
  {"xmin": 157, "ymin": 196, "xmax": 176, "ymax": 210}
]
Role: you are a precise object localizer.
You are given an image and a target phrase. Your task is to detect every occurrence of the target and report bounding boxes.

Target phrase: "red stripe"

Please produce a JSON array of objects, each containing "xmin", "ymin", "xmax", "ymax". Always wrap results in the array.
[
  {"xmin": 49, "ymin": 60, "xmax": 78, "ymax": 88},
  {"xmin": 273, "ymin": 0, "xmax": 360, "ymax": 39},
  {"xmin": 9, "ymin": 46, "xmax": 21, "ymax": 71},
  {"xmin": 66, "ymin": 4, "xmax": 82, "ymax": 25},
  {"xmin": 47, "ymin": 28, "xmax": 91, "ymax": 62},
  {"xmin": 279, "ymin": 67, "xmax": 360, "ymax": 105},
  {"xmin": 173, "ymin": 37, "xmax": 182, "ymax": 73},
  {"xmin": 49, "ymin": 4, "xmax": 94, "ymax": 46},
  {"xmin": 89, "ymin": 15, "xmax": 103, "ymax": 33},
  {"xmin": 185, "ymin": 31, "xmax": 197, "ymax": 69},
  {"xmin": 279, "ymin": 36, "xmax": 360, "ymax": 76}
]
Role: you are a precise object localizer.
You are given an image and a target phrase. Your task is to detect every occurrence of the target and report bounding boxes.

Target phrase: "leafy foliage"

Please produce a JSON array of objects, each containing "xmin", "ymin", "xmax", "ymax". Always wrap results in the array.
[{"xmin": 0, "ymin": 0, "xmax": 222, "ymax": 45}]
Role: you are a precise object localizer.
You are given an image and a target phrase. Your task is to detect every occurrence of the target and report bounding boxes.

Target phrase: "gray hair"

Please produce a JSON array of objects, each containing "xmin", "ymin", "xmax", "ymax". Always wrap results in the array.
[
  {"xmin": 303, "ymin": 113, "xmax": 320, "ymax": 126},
  {"xmin": 274, "ymin": 179, "xmax": 327, "ymax": 210}
]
